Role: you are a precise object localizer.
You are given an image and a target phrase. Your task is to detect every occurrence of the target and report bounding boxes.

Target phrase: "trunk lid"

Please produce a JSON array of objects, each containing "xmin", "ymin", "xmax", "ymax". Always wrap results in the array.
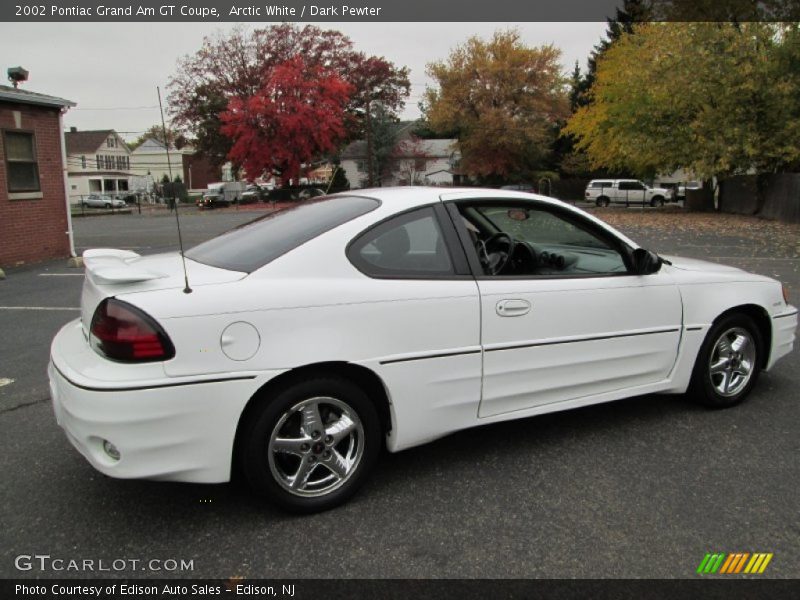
[{"xmin": 80, "ymin": 249, "xmax": 245, "ymax": 334}]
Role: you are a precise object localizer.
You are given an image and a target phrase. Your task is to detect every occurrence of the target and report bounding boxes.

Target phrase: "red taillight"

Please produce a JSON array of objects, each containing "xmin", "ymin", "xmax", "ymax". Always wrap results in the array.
[{"xmin": 89, "ymin": 298, "xmax": 175, "ymax": 362}]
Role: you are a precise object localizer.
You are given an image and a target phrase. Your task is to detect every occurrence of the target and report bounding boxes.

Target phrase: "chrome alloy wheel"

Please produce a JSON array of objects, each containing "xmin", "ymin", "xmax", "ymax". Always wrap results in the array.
[
  {"xmin": 709, "ymin": 327, "xmax": 756, "ymax": 397},
  {"xmin": 267, "ymin": 397, "xmax": 364, "ymax": 497}
]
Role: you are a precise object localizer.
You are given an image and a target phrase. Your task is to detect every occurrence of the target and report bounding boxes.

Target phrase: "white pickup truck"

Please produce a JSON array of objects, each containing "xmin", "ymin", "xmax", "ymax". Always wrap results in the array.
[{"xmin": 585, "ymin": 179, "xmax": 673, "ymax": 207}]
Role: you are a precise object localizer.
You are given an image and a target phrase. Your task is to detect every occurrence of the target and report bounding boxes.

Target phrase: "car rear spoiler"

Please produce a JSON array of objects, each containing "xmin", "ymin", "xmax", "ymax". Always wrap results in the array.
[{"xmin": 82, "ymin": 249, "xmax": 167, "ymax": 284}]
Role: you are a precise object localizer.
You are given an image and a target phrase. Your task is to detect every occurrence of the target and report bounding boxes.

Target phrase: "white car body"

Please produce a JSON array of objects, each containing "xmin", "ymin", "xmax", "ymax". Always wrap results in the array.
[
  {"xmin": 49, "ymin": 187, "xmax": 797, "ymax": 487},
  {"xmin": 83, "ymin": 194, "xmax": 126, "ymax": 208}
]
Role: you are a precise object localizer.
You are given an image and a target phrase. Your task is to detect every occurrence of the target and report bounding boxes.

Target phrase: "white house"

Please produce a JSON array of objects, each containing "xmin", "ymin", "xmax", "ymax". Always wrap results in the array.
[
  {"xmin": 129, "ymin": 138, "xmax": 189, "ymax": 184},
  {"xmin": 340, "ymin": 123, "xmax": 461, "ymax": 189},
  {"xmin": 65, "ymin": 129, "xmax": 143, "ymax": 202}
]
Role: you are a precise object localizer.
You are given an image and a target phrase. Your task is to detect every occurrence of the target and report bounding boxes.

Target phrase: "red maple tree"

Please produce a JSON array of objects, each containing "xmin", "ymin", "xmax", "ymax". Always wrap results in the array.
[{"xmin": 220, "ymin": 57, "xmax": 353, "ymax": 185}]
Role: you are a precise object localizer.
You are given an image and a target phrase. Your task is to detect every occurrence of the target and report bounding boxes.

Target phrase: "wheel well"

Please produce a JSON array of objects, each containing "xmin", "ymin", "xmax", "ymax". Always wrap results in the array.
[
  {"xmin": 713, "ymin": 304, "xmax": 772, "ymax": 369},
  {"xmin": 231, "ymin": 362, "xmax": 392, "ymax": 476}
]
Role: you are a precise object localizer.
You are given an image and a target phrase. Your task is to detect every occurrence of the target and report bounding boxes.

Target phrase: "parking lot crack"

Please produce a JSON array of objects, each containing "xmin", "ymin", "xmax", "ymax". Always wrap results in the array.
[{"xmin": 0, "ymin": 396, "xmax": 50, "ymax": 415}]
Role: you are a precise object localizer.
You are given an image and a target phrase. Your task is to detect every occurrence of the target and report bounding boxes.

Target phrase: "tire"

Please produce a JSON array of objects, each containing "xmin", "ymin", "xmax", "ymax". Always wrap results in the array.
[
  {"xmin": 239, "ymin": 376, "xmax": 381, "ymax": 513},
  {"xmin": 650, "ymin": 196, "xmax": 664, "ymax": 207},
  {"xmin": 104, "ymin": 203, "xmax": 111, "ymax": 208},
  {"xmin": 687, "ymin": 314, "xmax": 763, "ymax": 408},
  {"xmin": 598, "ymin": 196, "xmax": 610, "ymax": 207}
]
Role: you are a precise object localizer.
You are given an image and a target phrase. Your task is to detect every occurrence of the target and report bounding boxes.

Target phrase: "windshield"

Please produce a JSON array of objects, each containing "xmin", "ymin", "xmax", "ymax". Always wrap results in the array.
[{"xmin": 185, "ymin": 195, "xmax": 380, "ymax": 273}]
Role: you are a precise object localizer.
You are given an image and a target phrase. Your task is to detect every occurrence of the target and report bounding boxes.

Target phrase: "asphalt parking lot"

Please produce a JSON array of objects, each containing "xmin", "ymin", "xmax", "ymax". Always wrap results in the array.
[{"xmin": 0, "ymin": 207, "xmax": 798, "ymax": 579}]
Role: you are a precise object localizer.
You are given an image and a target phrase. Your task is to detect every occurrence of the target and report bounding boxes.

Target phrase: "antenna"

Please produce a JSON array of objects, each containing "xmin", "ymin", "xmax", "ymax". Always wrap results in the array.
[{"xmin": 157, "ymin": 86, "xmax": 192, "ymax": 294}]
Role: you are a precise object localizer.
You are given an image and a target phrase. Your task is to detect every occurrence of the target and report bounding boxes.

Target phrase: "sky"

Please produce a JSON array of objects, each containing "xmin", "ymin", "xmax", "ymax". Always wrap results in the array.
[{"xmin": 0, "ymin": 22, "xmax": 607, "ymax": 140}]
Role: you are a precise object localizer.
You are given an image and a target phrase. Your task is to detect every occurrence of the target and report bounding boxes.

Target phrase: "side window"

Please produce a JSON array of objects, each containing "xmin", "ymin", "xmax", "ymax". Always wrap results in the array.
[
  {"xmin": 4, "ymin": 131, "xmax": 40, "ymax": 193},
  {"xmin": 619, "ymin": 181, "xmax": 645, "ymax": 191},
  {"xmin": 457, "ymin": 202, "xmax": 629, "ymax": 277},
  {"xmin": 348, "ymin": 207, "xmax": 454, "ymax": 278}
]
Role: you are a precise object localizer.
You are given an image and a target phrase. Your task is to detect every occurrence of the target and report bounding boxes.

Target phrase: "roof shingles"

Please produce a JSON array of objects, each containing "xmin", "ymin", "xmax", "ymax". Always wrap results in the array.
[{"xmin": 0, "ymin": 84, "xmax": 75, "ymax": 108}]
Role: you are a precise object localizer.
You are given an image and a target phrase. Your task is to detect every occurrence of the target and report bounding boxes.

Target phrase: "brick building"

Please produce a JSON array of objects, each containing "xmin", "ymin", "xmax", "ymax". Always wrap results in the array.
[{"xmin": 0, "ymin": 84, "xmax": 75, "ymax": 270}]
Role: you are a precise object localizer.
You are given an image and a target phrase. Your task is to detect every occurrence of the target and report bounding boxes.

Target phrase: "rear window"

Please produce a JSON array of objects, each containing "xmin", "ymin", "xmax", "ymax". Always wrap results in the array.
[
  {"xmin": 185, "ymin": 195, "xmax": 380, "ymax": 273},
  {"xmin": 589, "ymin": 181, "xmax": 613, "ymax": 188}
]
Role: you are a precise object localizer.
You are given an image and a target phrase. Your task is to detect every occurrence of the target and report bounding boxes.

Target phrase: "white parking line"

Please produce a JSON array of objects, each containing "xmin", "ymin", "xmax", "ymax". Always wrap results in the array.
[
  {"xmin": 0, "ymin": 306, "xmax": 79, "ymax": 311},
  {"xmin": 38, "ymin": 273, "xmax": 84, "ymax": 277},
  {"xmin": 0, "ymin": 378, "xmax": 14, "ymax": 387}
]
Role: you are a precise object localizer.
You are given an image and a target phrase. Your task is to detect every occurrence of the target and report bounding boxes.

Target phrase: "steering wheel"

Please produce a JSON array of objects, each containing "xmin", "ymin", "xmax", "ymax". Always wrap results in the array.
[{"xmin": 478, "ymin": 232, "xmax": 515, "ymax": 275}]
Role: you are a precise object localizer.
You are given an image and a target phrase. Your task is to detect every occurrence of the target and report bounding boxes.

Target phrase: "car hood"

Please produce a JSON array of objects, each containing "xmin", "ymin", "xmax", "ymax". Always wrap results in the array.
[{"xmin": 662, "ymin": 255, "xmax": 746, "ymax": 274}]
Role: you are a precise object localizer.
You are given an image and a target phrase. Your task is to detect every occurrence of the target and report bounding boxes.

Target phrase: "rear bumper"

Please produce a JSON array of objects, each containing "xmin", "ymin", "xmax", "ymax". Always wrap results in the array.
[
  {"xmin": 49, "ymin": 320, "xmax": 277, "ymax": 483},
  {"xmin": 768, "ymin": 308, "xmax": 797, "ymax": 370}
]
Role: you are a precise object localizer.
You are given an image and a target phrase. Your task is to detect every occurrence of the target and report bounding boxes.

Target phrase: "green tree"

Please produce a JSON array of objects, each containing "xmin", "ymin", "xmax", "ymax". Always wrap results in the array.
[
  {"xmin": 328, "ymin": 161, "xmax": 350, "ymax": 193},
  {"xmin": 423, "ymin": 29, "xmax": 568, "ymax": 181},
  {"xmin": 564, "ymin": 23, "xmax": 800, "ymax": 183}
]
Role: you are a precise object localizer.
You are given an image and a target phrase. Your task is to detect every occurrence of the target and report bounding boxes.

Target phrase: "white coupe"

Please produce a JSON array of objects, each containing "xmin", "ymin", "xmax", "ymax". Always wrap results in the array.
[{"xmin": 48, "ymin": 188, "xmax": 797, "ymax": 512}]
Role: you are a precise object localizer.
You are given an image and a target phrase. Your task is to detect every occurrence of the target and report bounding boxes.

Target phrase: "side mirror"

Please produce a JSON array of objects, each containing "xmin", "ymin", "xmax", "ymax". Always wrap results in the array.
[{"xmin": 631, "ymin": 248, "xmax": 662, "ymax": 275}]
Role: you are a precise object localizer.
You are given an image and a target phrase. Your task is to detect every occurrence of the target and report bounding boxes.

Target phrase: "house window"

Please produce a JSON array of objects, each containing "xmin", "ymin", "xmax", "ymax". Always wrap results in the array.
[
  {"xmin": 81, "ymin": 155, "xmax": 86, "ymax": 169},
  {"xmin": 356, "ymin": 160, "xmax": 367, "ymax": 173},
  {"xmin": 96, "ymin": 155, "xmax": 102, "ymax": 170},
  {"xmin": 107, "ymin": 136, "xmax": 115, "ymax": 148},
  {"xmin": 4, "ymin": 131, "xmax": 40, "ymax": 193}
]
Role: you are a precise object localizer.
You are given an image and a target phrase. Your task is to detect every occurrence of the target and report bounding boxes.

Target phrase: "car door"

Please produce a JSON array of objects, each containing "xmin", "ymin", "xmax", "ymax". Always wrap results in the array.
[
  {"xmin": 618, "ymin": 180, "xmax": 647, "ymax": 205},
  {"xmin": 346, "ymin": 203, "xmax": 483, "ymax": 450},
  {"xmin": 443, "ymin": 194, "xmax": 682, "ymax": 418}
]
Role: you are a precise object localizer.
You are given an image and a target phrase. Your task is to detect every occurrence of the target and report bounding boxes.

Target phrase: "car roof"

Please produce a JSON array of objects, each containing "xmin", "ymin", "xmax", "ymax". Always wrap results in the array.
[{"xmin": 339, "ymin": 186, "xmax": 572, "ymax": 214}]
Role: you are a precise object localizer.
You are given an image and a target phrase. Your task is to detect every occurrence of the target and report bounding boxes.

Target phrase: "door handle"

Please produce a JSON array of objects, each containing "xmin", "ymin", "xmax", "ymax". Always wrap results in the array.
[{"xmin": 496, "ymin": 299, "xmax": 531, "ymax": 317}]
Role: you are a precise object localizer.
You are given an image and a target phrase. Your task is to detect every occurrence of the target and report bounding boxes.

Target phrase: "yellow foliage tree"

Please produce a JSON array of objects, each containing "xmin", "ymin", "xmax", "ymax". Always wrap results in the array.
[
  {"xmin": 564, "ymin": 22, "xmax": 800, "ymax": 180},
  {"xmin": 424, "ymin": 30, "xmax": 568, "ymax": 181}
]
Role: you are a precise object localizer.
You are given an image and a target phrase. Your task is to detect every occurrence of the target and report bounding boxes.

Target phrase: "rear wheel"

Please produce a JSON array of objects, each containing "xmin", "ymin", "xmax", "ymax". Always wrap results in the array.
[
  {"xmin": 688, "ymin": 314, "xmax": 762, "ymax": 408},
  {"xmin": 239, "ymin": 377, "xmax": 381, "ymax": 513},
  {"xmin": 597, "ymin": 196, "xmax": 610, "ymax": 207},
  {"xmin": 650, "ymin": 196, "xmax": 664, "ymax": 207}
]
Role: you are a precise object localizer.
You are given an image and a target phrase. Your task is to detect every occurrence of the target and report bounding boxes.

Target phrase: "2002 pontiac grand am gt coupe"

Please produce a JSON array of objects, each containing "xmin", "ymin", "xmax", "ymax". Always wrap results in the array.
[{"xmin": 49, "ymin": 188, "xmax": 797, "ymax": 512}]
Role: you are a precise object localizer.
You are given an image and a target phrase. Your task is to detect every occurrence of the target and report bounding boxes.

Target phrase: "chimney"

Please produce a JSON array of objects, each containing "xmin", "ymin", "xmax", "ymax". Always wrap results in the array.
[{"xmin": 70, "ymin": 127, "xmax": 77, "ymax": 133}]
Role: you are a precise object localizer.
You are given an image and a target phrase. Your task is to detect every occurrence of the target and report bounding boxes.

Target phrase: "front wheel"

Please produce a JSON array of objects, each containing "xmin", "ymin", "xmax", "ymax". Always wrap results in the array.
[
  {"xmin": 688, "ymin": 314, "xmax": 762, "ymax": 408},
  {"xmin": 239, "ymin": 377, "xmax": 381, "ymax": 513}
]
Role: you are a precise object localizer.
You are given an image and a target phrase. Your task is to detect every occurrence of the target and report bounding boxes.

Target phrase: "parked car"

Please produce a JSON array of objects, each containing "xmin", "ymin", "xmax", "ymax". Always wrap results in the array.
[
  {"xmin": 585, "ymin": 179, "xmax": 672, "ymax": 207},
  {"xmin": 49, "ymin": 187, "xmax": 796, "ymax": 513},
  {"xmin": 677, "ymin": 181, "xmax": 703, "ymax": 199},
  {"xmin": 297, "ymin": 187, "xmax": 326, "ymax": 200},
  {"xmin": 82, "ymin": 194, "xmax": 126, "ymax": 209},
  {"xmin": 239, "ymin": 184, "xmax": 267, "ymax": 204},
  {"xmin": 500, "ymin": 183, "xmax": 536, "ymax": 193},
  {"xmin": 266, "ymin": 186, "xmax": 326, "ymax": 203}
]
